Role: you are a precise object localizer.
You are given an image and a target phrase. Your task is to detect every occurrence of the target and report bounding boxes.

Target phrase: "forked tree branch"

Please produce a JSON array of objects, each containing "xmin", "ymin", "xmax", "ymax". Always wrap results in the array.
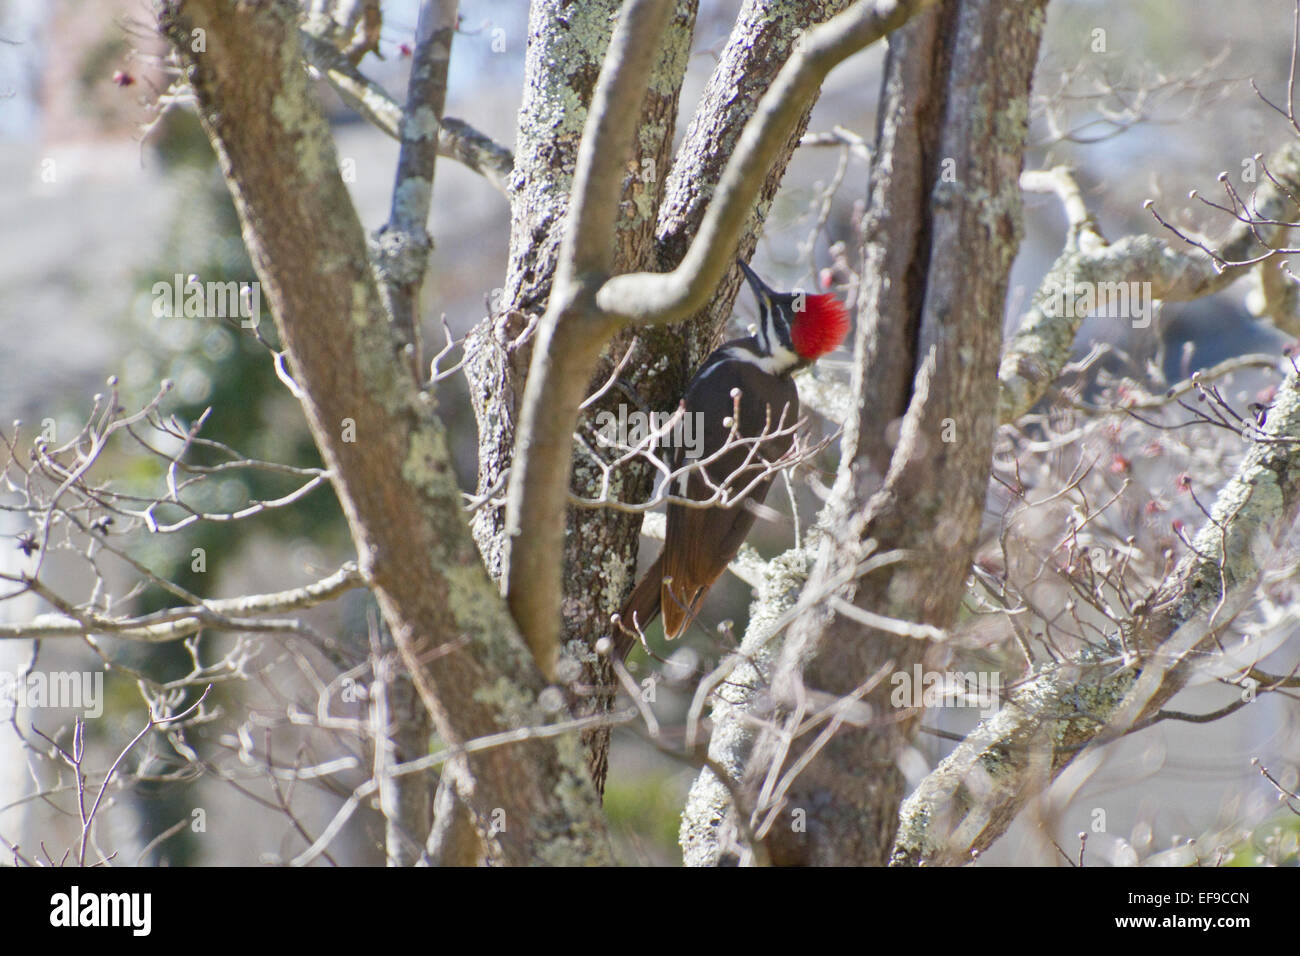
[
  {"xmin": 299, "ymin": 27, "xmax": 514, "ymax": 196},
  {"xmin": 595, "ymin": 0, "xmax": 940, "ymax": 323},
  {"xmin": 501, "ymin": 0, "xmax": 678, "ymax": 676},
  {"xmin": 157, "ymin": 0, "xmax": 611, "ymax": 865},
  {"xmin": 502, "ymin": 0, "xmax": 940, "ymax": 677}
]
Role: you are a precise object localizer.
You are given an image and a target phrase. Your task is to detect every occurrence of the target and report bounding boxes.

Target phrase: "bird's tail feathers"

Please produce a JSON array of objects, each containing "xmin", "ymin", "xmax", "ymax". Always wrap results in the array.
[
  {"xmin": 661, "ymin": 574, "xmax": 714, "ymax": 642},
  {"xmin": 615, "ymin": 555, "xmax": 662, "ymax": 660}
]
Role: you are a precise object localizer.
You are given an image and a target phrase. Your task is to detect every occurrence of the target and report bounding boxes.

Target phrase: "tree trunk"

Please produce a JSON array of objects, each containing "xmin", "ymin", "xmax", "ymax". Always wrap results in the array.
[
  {"xmin": 158, "ymin": 0, "xmax": 612, "ymax": 865},
  {"xmin": 465, "ymin": 0, "xmax": 859, "ymax": 795},
  {"xmin": 681, "ymin": 0, "xmax": 1047, "ymax": 866}
]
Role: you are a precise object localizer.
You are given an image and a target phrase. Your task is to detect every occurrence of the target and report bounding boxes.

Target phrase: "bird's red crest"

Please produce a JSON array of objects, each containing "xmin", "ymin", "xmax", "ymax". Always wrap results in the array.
[{"xmin": 791, "ymin": 293, "xmax": 850, "ymax": 360}]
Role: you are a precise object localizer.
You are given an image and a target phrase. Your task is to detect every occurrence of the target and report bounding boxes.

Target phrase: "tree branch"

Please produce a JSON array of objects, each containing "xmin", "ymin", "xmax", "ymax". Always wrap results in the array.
[
  {"xmin": 501, "ymin": 0, "xmax": 677, "ymax": 676},
  {"xmin": 157, "ymin": 0, "xmax": 611, "ymax": 865},
  {"xmin": 595, "ymin": 0, "xmax": 941, "ymax": 323},
  {"xmin": 893, "ymin": 359, "xmax": 1300, "ymax": 865},
  {"xmin": 373, "ymin": 0, "xmax": 458, "ymax": 368},
  {"xmin": 681, "ymin": 0, "xmax": 1046, "ymax": 866},
  {"xmin": 998, "ymin": 142, "xmax": 1300, "ymax": 423},
  {"xmin": 0, "ymin": 564, "xmax": 364, "ymax": 642},
  {"xmin": 299, "ymin": 28, "xmax": 513, "ymax": 196},
  {"xmin": 650, "ymin": 0, "xmax": 856, "ymax": 377},
  {"xmin": 502, "ymin": 0, "xmax": 939, "ymax": 677}
]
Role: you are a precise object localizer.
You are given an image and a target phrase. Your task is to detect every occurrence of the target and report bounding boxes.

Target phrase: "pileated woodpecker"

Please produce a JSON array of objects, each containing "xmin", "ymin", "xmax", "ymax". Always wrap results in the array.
[{"xmin": 615, "ymin": 260, "xmax": 850, "ymax": 658}]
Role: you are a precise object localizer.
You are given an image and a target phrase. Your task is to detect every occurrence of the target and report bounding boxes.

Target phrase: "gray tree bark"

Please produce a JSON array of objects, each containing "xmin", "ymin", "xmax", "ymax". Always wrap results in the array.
[
  {"xmin": 463, "ymin": 0, "xmax": 697, "ymax": 794},
  {"xmin": 464, "ymin": 0, "xmax": 864, "ymax": 795},
  {"xmin": 682, "ymin": 0, "xmax": 1048, "ymax": 866},
  {"xmin": 157, "ymin": 0, "xmax": 612, "ymax": 866}
]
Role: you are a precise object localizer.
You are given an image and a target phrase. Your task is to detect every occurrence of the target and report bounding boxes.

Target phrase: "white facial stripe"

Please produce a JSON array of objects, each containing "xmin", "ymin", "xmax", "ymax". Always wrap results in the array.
[
  {"xmin": 729, "ymin": 342, "xmax": 800, "ymax": 375},
  {"xmin": 751, "ymin": 345, "xmax": 800, "ymax": 374}
]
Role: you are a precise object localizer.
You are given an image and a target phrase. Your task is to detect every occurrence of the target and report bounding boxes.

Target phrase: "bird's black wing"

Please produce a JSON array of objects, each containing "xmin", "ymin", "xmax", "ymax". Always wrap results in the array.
[{"xmin": 660, "ymin": 363, "xmax": 798, "ymax": 638}]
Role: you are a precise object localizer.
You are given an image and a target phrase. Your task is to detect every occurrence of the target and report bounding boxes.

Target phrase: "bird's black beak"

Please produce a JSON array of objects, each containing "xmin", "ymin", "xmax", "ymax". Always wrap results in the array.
[{"xmin": 737, "ymin": 259, "xmax": 774, "ymax": 304}]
